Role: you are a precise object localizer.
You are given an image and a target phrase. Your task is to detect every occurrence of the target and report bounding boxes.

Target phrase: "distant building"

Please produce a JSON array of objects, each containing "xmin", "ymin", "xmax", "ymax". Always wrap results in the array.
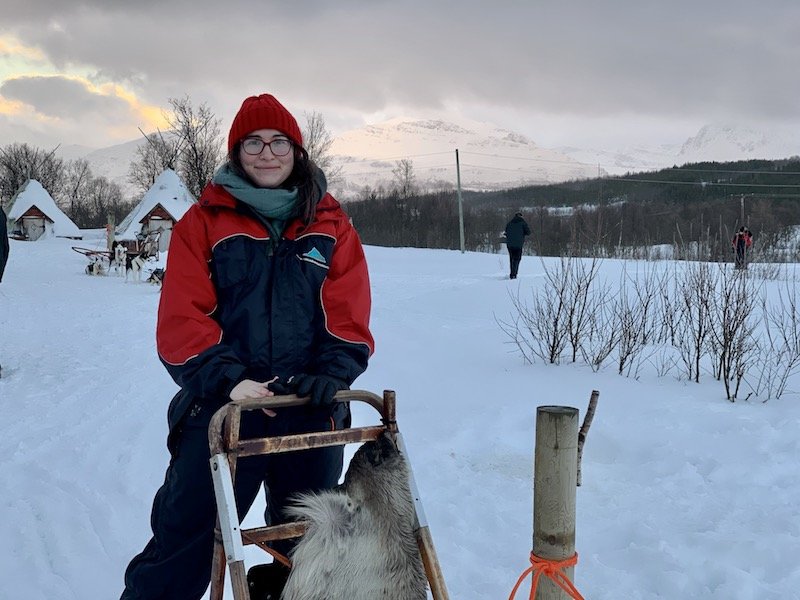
[
  {"xmin": 7, "ymin": 179, "xmax": 82, "ymax": 240},
  {"xmin": 116, "ymin": 169, "xmax": 195, "ymax": 252}
]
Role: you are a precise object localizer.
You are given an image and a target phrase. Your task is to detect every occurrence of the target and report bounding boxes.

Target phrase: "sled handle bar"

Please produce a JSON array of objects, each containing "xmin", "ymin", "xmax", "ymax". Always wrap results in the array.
[{"xmin": 208, "ymin": 389, "xmax": 393, "ymax": 456}]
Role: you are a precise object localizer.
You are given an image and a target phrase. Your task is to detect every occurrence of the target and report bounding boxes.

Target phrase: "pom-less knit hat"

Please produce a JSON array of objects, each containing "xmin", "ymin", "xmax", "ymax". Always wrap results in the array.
[{"xmin": 227, "ymin": 94, "xmax": 303, "ymax": 153}]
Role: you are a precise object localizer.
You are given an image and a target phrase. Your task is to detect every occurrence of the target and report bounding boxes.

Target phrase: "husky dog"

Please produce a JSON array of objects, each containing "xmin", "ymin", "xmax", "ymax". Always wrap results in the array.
[
  {"xmin": 281, "ymin": 432, "xmax": 427, "ymax": 600},
  {"xmin": 126, "ymin": 253, "xmax": 146, "ymax": 283},
  {"xmin": 85, "ymin": 256, "xmax": 104, "ymax": 276},
  {"xmin": 113, "ymin": 242, "xmax": 127, "ymax": 277},
  {"xmin": 146, "ymin": 267, "xmax": 165, "ymax": 287}
]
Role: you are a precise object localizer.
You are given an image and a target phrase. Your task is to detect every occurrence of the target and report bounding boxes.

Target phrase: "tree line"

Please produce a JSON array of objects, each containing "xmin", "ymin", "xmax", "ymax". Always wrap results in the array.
[
  {"xmin": 4, "ymin": 96, "xmax": 800, "ymax": 256},
  {"xmin": 0, "ymin": 97, "xmax": 225, "ymax": 229},
  {"xmin": 0, "ymin": 144, "xmax": 132, "ymax": 229},
  {"xmin": 0, "ymin": 96, "xmax": 336, "ymax": 230},
  {"xmin": 346, "ymin": 157, "xmax": 800, "ymax": 263}
]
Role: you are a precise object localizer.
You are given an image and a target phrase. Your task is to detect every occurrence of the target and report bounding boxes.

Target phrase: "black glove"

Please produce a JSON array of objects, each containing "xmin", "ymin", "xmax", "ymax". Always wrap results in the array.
[
  {"xmin": 293, "ymin": 374, "xmax": 349, "ymax": 407},
  {"xmin": 267, "ymin": 377, "xmax": 296, "ymax": 396}
]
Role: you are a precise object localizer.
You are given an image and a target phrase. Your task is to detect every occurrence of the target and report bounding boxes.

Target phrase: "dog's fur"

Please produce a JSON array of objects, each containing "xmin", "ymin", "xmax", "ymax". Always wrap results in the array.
[
  {"xmin": 125, "ymin": 253, "xmax": 146, "ymax": 283},
  {"xmin": 281, "ymin": 432, "xmax": 427, "ymax": 600},
  {"xmin": 112, "ymin": 242, "xmax": 127, "ymax": 277},
  {"xmin": 146, "ymin": 267, "xmax": 165, "ymax": 287},
  {"xmin": 85, "ymin": 257, "xmax": 104, "ymax": 276}
]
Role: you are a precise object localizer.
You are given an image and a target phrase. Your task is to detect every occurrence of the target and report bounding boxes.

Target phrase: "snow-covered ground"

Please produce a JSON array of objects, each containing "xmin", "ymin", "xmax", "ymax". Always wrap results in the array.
[{"xmin": 1, "ymin": 235, "xmax": 799, "ymax": 599}]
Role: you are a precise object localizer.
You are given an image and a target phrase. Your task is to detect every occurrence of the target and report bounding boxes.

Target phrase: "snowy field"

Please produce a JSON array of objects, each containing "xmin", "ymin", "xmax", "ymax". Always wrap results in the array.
[{"xmin": 1, "ymin": 235, "xmax": 799, "ymax": 600}]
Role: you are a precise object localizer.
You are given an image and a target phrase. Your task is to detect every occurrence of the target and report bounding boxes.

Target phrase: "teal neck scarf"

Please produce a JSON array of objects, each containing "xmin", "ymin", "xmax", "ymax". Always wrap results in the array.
[{"xmin": 212, "ymin": 162, "xmax": 299, "ymax": 238}]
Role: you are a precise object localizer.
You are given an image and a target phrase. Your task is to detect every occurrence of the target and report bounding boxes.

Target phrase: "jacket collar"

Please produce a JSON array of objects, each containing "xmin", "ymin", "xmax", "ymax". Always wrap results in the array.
[{"xmin": 198, "ymin": 182, "xmax": 341, "ymax": 219}]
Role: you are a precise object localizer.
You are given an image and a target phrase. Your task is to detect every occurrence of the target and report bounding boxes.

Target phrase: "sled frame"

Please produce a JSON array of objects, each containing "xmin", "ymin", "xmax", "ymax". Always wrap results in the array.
[{"xmin": 208, "ymin": 389, "xmax": 450, "ymax": 600}]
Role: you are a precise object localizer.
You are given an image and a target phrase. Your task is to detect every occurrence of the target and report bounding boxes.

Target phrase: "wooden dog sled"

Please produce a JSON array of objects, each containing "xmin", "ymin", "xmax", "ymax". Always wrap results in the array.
[{"xmin": 208, "ymin": 389, "xmax": 450, "ymax": 600}]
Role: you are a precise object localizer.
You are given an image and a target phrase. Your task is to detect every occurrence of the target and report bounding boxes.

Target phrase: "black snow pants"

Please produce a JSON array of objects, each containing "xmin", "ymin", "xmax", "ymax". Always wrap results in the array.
[
  {"xmin": 507, "ymin": 246, "xmax": 523, "ymax": 279},
  {"xmin": 121, "ymin": 399, "xmax": 350, "ymax": 600}
]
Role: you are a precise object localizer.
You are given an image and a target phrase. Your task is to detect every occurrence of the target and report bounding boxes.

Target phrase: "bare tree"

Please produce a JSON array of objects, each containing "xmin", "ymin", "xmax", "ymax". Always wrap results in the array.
[
  {"xmin": 58, "ymin": 159, "xmax": 93, "ymax": 216},
  {"xmin": 167, "ymin": 96, "xmax": 223, "ymax": 198},
  {"xmin": 128, "ymin": 130, "xmax": 181, "ymax": 196},
  {"xmin": 0, "ymin": 143, "xmax": 65, "ymax": 204},
  {"xmin": 86, "ymin": 177, "xmax": 124, "ymax": 226},
  {"xmin": 302, "ymin": 111, "xmax": 342, "ymax": 185},
  {"xmin": 392, "ymin": 159, "xmax": 416, "ymax": 199}
]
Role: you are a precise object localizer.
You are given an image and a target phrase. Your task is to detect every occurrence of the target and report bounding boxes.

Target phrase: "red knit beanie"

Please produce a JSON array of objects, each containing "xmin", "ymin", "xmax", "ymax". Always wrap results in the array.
[{"xmin": 227, "ymin": 94, "xmax": 303, "ymax": 153}]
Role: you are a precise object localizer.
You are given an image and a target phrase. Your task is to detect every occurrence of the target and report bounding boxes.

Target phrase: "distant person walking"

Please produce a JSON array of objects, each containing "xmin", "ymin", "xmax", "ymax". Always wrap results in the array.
[
  {"xmin": 732, "ymin": 226, "xmax": 753, "ymax": 270},
  {"xmin": 503, "ymin": 211, "xmax": 531, "ymax": 279},
  {"xmin": 0, "ymin": 205, "xmax": 9, "ymax": 378}
]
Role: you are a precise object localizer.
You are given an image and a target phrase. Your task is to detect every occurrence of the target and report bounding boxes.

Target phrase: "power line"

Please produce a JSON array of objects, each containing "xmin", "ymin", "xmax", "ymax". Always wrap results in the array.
[
  {"xmin": 460, "ymin": 150, "xmax": 596, "ymax": 167},
  {"xmin": 460, "ymin": 162, "xmax": 560, "ymax": 174},
  {"xmin": 660, "ymin": 166, "xmax": 800, "ymax": 176},
  {"xmin": 337, "ymin": 150, "xmax": 453, "ymax": 164},
  {"xmin": 606, "ymin": 178, "xmax": 800, "ymax": 188},
  {"xmin": 342, "ymin": 164, "xmax": 454, "ymax": 177}
]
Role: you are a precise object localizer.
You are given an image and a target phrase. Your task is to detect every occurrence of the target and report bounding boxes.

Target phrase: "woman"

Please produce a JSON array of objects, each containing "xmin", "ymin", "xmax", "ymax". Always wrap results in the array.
[{"xmin": 121, "ymin": 94, "xmax": 374, "ymax": 599}]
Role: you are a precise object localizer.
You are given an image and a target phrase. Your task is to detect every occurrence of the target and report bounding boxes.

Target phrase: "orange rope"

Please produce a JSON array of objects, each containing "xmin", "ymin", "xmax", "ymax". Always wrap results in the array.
[{"xmin": 508, "ymin": 552, "xmax": 584, "ymax": 600}]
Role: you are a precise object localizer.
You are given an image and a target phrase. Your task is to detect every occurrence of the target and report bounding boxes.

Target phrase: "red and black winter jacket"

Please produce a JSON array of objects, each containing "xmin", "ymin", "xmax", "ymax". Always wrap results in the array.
[{"xmin": 156, "ymin": 182, "xmax": 374, "ymax": 415}]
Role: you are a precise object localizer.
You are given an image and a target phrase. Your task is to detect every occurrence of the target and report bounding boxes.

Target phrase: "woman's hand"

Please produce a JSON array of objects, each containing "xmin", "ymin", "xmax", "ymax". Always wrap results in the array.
[
  {"xmin": 229, "ymin": 379, "xmax": 273, "ymax": 400},
  {"xmin": 229, "ymin": 379, "xmax": 278, "ymax": 416}
]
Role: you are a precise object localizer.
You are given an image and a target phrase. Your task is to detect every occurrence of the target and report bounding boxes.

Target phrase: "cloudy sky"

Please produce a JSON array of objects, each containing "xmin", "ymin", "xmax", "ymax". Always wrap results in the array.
[{"xmin": 1, "ymin": 0, "xmax": 798, "ymax": 153}]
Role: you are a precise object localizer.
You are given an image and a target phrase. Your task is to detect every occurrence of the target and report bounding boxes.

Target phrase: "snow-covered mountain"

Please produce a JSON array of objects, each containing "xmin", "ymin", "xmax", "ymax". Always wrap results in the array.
[
  {"xmin": 329, "ymin": 117, "xmax": 599, "ymax": 197},
  {"xmin": 80, "ymin": 137, "xmax": 150, "ymax": 199},
  {"xmin": 55, "ymin": 134, "xmax": 182, "ymax": 201},
  {"xmin": 556, "ymin": 122, "xmax": 800, "ymax": 175},
  {"xmin": 56, "ymin": 120, "xmax": 800, "ymax": 202},
  {"xmin": 56, "ymin": 118, "xmax": 601, "ymax": 201},
  {"xmin": 554, "ymin": 143, "xmax": 681, "ymax": 175},
  {"xmin": 676, "ymin": 122, "xmax": 800, "ymax": 164}
]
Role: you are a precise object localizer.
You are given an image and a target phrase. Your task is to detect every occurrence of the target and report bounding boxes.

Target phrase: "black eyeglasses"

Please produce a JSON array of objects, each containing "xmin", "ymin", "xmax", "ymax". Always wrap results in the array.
[{"xmin": 241, "ymin": 137, "xmax": 293, "ymax": 156}]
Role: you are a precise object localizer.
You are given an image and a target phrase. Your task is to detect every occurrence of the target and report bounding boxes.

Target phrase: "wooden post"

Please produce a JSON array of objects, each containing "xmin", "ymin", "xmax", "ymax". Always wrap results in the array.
[
  {"xmin": 106, "ymin": 213, "xmax": 115, "ymax": 252},
  {"xmin": 533, "ymin": 406, "xmax": 579, "ymax": 600},
  {"xmin": 455, "ymin": 149, "xmax": 465, "ymax": 254}
]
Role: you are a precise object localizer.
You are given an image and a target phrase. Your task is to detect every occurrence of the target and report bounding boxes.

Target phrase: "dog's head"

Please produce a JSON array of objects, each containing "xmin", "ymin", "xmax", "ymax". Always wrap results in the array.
[
  {"xmin": 147, "ymin": 268, "xmax": 165, "ymax": 285},
  {"xmin": 342, "ymin": 432, "xmax": 409, "ymax": 509}
]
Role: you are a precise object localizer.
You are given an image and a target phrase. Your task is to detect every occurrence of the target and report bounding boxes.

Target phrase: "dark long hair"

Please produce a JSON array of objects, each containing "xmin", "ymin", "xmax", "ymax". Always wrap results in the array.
[{"xmin": 229, "ymin": 142, "xmax": 320, "ymax": 225}]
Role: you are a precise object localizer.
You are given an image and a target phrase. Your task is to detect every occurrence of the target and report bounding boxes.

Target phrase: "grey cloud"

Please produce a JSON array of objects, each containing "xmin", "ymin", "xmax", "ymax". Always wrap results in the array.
[
  {"xmin": 2, "ymin": 0, "xmax": 799, "ymax": 147},
  {"xmin": 1, "ymin": 75, "xmax": 133, "ymax": 120}
]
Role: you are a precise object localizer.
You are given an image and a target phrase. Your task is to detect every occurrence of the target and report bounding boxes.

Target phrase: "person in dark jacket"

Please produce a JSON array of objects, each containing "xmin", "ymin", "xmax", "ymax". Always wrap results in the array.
[
  {"xmin": 120, "ymin": 94, "xmax": 374, "ymax": 600},
  {"xmin": 0, "ymin": 205, "xmax": 8, "ymax": 283},
  {"xmin": 503, "ymin": 211, "xmax": 531, "ymax": 279},
  {"xmin": 0, "ymin": 205, "xmax": 8, "ymax": 378},
  {"xmin": 732, "ymin": 226, "xmax": 753, "ymax": 270}
]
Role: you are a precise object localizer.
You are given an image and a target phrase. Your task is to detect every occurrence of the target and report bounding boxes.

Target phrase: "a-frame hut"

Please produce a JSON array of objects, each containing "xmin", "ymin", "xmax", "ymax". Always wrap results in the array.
[
  {"xmin": 117, "ymin": 169, "xmax": 195, "ymax": 252},
  {"xmin": 7, "ymin": 180, "xmax": 81, "ymax": 240}
]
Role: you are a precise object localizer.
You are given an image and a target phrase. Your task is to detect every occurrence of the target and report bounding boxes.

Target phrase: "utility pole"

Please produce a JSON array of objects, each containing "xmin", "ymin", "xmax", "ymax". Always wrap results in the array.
[
  {"xmin": 106, "ymin": 212, "xmax": 115, "ymax": 252},
  {"xmin": 455, "ymin": 149, "xmax": 465, "ymax": 253},
  {"xmin": 740, "ymin": 194, "xmax": 745, "ymax": 225}
]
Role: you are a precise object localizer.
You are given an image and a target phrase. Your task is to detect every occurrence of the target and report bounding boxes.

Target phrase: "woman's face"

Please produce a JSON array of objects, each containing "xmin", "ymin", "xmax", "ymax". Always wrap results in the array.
[{"xmin": 238, "ymin": 128, "xmax": 295, "ymax": 188}]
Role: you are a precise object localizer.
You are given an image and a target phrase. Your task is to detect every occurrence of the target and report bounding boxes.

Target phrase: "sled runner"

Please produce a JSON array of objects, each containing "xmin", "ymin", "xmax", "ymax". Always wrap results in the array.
[
  {"xmin": 71, "ymin": 246, "xmax": 113, "ymax": 262},
  {"xmin": 207, "ymin": 389, "xmax": 449, "ymax": 600}
]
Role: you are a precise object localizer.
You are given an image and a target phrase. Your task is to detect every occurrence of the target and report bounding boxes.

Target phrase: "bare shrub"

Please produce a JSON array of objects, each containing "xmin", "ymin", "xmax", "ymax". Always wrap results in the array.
[
  {"xmin": 674, "ymin": 262, "xmax": 716, "ymax": 382},
  {"xmin": 579, "ymin": 284, "xmax": 617, "ymax": 372},
  {"xmin": 499, "ymin": 257, "xmax": 599, "ymax": 365},
  {"xmin": 749, "ymin": 277, "xmax": 800, "ymax": 401},
  {"xmin": 565, "ymin": 257, "xmax": 602, "ymax": 362},
  {"xmin": 612, "ymin": 263, "xmax": 663, "ymax": 377},
  {"xmin": 706, "ymin": 265, "xmax": 759, "ymax": 401}
]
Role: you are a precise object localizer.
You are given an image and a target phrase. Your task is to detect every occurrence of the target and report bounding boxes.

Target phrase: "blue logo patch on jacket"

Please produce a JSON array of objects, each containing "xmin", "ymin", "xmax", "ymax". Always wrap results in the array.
[{"xmin": 299, "ymin": 246, "xmax": 328, "ymax": 268}]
